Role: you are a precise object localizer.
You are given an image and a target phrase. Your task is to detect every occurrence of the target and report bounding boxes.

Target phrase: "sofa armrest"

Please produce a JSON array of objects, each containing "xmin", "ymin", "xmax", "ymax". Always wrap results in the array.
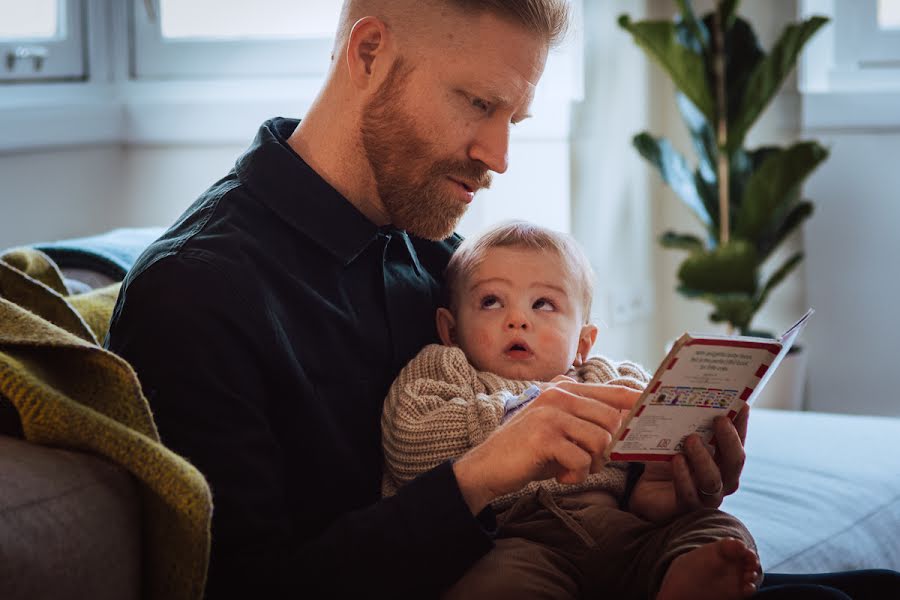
[{"xmin": 0, "ymin": 435, "xmax": 141, "ymax": 599}]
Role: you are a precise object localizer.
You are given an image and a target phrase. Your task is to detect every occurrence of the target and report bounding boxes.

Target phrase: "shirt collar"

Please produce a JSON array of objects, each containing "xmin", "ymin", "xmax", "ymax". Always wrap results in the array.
[{"xmin": 234, "ymin": 117, "xmax": 381, "ymax": 266}]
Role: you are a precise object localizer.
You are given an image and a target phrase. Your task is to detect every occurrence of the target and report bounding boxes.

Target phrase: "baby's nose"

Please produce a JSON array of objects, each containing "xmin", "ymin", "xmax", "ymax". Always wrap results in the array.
[{"xmin": 506, "ymin": 315, "xmax": 529, "ymax": 330}]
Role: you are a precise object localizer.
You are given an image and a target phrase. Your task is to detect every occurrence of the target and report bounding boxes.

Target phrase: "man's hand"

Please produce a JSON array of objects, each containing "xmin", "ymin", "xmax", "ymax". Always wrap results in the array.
[
  {"xmin": 628, "ymin": 406, "xmax": 749, "ymax": 523},
  {"xmin": 452, "ymin": 381, "xmax": 640, "ymax": 514}
]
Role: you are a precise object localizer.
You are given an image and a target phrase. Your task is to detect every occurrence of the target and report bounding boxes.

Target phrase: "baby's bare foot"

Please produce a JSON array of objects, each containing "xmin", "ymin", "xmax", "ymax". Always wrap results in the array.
[{"xmin": 657, "ymin": 538, "xmax": 761, "ymax": 600}]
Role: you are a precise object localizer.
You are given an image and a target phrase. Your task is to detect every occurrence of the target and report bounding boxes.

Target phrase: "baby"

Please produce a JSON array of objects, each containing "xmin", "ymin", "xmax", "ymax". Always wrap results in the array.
[{"xmin": 382, "ymin": 220, "xmax": 761, "ymax": 600}]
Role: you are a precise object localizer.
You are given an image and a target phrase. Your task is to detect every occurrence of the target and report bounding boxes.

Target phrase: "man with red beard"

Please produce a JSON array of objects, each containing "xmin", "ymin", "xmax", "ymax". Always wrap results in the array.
[{"xmin": 105, "ymin": 1, "xmax": 752, "ymax": 597}]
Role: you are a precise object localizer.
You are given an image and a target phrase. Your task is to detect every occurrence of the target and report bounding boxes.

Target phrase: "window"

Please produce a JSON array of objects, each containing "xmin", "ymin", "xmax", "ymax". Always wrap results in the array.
[
  {"xmin": 834, "ymin": 0, "xmax": 900, "ymax": 70},
  {"xmin": 0, "ymin": 0, "xmax": 86, "ymax": 81},
  {"xmin": 801, "ymin": 0, "xmax": 900, "ymax": 92},
  {"xmin": 131, "ymin": 0, "xmax": 342, "ymax": 79},
  {"xmin": 879, "ymin": 0, "xmax": 900, "ymax": 29},
  {"xmin": 800, "ymin": 0, "xmax": 900, "ymax": 129}
]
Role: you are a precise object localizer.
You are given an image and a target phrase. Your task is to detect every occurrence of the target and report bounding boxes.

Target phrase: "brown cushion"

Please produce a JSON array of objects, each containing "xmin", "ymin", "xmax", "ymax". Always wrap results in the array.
[{"xmin": 0, "ymin": 435, "xmax": 140, "ymax": 599}]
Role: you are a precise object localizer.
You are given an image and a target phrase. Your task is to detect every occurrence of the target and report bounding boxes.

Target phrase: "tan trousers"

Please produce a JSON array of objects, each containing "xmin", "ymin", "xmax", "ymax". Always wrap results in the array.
[{"xmin": 442, "ymin": 487, "xmax": 757, "ymax": 600}]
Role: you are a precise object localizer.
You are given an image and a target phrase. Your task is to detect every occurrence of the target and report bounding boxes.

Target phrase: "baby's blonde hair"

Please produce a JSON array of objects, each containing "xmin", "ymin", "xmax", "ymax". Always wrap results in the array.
[{"xmin": 445, "ymin": 220, "xmax": 594, "ymax": 322}]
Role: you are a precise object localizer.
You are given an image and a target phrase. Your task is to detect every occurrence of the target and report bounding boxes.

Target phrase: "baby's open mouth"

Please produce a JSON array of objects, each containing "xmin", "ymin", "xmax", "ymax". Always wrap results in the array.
[{"xmin": 505, "ymin": 341, "xmax": 533, "ymax": 358}]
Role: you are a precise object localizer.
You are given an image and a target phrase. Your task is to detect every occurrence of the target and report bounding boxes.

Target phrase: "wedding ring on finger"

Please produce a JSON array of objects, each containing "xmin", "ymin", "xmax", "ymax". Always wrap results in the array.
[{"xmin": 698, "ymin": 481, "xmax": 723, "ymax": 497}]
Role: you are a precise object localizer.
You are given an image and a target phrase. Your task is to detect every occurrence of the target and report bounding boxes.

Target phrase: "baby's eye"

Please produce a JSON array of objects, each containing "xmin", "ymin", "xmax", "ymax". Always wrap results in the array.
[
  {"xmin": 533, "ymin": 298, "xmax": 556, "ymax": 311},
  {"xmin": 480, "ymin": 295, "xmax": 501, "ymax": 309}
]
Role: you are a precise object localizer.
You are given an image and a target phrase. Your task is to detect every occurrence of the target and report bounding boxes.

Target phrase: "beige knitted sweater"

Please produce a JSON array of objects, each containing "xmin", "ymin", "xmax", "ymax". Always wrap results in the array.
[{"xmin": 381, "ymin": 343, "xmax": 650, "ymax": 510}]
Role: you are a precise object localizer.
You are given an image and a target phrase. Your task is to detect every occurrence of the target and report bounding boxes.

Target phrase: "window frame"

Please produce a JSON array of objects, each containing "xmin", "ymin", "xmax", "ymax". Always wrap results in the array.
[
  {"xmin": 129, "ymin": 0, "xmax": 337, "ymax": 80},
  {"xmin": 800, "ymin": 0, "xmax": 900, "ymax": 130},
  {"xmin": 0, "ymin": 0, "xmax": 87, "ymax": 82}
]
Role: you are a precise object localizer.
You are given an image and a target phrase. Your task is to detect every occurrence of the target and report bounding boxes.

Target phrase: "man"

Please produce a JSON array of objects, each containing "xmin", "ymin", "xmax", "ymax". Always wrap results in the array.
[{"xmin": 106, "ymin": 1, "xmax": 748, "ymax": 597}]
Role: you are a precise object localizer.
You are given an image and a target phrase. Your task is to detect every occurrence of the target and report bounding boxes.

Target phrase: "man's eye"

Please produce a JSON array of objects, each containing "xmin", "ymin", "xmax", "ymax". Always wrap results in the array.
[
  {"xmin": 472, "ymin": 97, "xmax": 490, "ymax": 113},
  {"xmin": 481, "ymin": 295, "xmax": 501, "ymax": 309},
  {"xmin": 533, "ymin": 298, "xmax": 556, "ymax": 311}
]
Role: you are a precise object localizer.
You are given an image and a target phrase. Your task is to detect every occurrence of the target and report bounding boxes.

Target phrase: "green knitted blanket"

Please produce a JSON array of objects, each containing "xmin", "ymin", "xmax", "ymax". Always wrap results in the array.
[{"xmin": 0, "ymin": 247, "xmax": 212, "ymax": 600}]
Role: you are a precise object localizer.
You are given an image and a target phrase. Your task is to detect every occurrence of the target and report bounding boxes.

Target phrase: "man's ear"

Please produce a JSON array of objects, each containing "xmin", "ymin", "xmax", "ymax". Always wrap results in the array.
[
  {"xmin": 436, "ymin": 308, "xmax": 458, "ymax": 347},
  {"xmin": 576, "ymin": 323, "xmax": 598, "ymax": 363},
  {"xmin": 346, "ymin": 16, "xmax": 391, "ymax": 89}
]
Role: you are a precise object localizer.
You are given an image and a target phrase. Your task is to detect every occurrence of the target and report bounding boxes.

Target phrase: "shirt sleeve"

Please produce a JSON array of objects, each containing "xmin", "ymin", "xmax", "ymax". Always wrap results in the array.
[{"xmin": 106, "ymin": 254, "xmax": 493, "ymax": 599}]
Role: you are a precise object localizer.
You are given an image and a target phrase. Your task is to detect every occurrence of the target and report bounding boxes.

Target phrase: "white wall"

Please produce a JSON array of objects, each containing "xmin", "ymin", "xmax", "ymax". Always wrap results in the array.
[
  {"xmin": 121, "ymin": 145, "xmax": 246, "ymax": 228},
  {"xmin": 803, "ymin": 134, "xmax": 900, "ymax": 417},
  {"xmin": 0, "ymin": 143, "xmax": 245, "ymax": 249},
  {"xmin": 0, "ymin": 145, "xmax": 125, "ymax": 249},
  {"xmin": 571, "ymin": 0, "xmax": 657, "ymax": 368}
]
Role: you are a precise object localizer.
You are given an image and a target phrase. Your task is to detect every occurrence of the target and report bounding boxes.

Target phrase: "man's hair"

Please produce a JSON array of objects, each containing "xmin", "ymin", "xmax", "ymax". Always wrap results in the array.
[
  {"xmin": 335, "ymin": 0, "xmax": 570, "ymax": 53},
  {"xmin": 445, "ymin": 220, "xmax": 594, "ymax": 322},
  {"xmin": 443, "ymin": 0, "xmax": 570, "ymax": 47}
]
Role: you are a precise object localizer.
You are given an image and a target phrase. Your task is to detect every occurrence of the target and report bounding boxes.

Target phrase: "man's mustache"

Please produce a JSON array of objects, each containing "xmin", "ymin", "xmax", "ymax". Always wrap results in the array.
[{"xmin": 434, "ymin": 159, "xmax": 492, "ymax": 192}]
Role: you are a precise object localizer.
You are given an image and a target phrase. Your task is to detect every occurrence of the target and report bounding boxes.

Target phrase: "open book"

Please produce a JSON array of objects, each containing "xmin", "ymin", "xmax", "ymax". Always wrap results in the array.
[{"xmin": 604, "ymin": 308, "xmax": 814, "ymax": 462}]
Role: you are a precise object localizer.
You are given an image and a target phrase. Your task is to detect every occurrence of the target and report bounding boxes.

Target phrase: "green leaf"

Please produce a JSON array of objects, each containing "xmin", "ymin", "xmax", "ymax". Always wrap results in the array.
[
  {"xmin": 677, "ymin": 0, "xmax": 709, "ymax": 52},
  {"xmin": 675, "ymin": 288, "xmax": 756, "ymax": 332},
  {"xmin": 618, "ymin": 15, "xmax": 715, "ymax": 122},
  {"xmin": 734, "ymin": 141, "xmax": 829, "ymax": 241},
  {"xmin": 730, "ymin": 146, "xmax": 779, "ymax": 200},
  {"xmin": 755, "ymin": 251, "xmax": 804, "ymax": 311},
  {"xmin": 675, "ymin": 0, "xmax": 709, "ymax": 51},
  {"xmin": 759, "ymin": 200, "xmax": 814, "ymax": 258},
  {"xmin": 675, "ymin": 94, "xmax": 720, "ymax": 236},
  {"xmin": 660, "ymin": 231, "xmax": 706, "ymax": 252},
  {"xmin": 728, "ymin": 16, "xmax": 830, "ymax": 150},
  {"xmin": 708, "ymin": 294, "xmax": 756, "ymax": 332},
  {"xmin": 729, "ymin": 146, "xmax": 779, "ymax": 238},
  {"xmin": 693, "ymin": 170, "xmax": 720, "ymax": 239},
  {"xmin": 715, "ymin": 15, "xmax": 765, "ymax": 130},
  {"xmin": 633, "ymin": 132, "xmax": 713, "ymax": 227},
  {"xmin": 677, "ymin": 93, "xmax": 716, "ymax": 181},
  {"xmin": 695, "ymin": 12, "xmax": 764, "ymax": 132},
  {"xmin": 720, "ymin": 0, "xmax": 741, "ymax": 30},
  {"xmin": 677, "ymin": 240, "xmax": 758, "ymax": 295}
]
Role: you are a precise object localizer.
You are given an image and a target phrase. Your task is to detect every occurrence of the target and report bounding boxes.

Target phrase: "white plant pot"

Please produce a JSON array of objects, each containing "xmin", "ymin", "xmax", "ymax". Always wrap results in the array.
[{"xmin": 753, "ymin": 349, "xmax": 808, "ymax": 411}]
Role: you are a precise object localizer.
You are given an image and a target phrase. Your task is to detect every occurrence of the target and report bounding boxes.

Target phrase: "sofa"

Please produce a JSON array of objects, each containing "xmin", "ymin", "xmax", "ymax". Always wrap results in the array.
[
  {"xmin": 2, "ymin": 229, "xmax": 899, "ymax": 598},
  {"xmin": 0, "ymin": 433, "xmax": 141, "ymax": 599},
  {"xmin": 0, "ymin": 236, "xmax": 211, "ymax": 600}
]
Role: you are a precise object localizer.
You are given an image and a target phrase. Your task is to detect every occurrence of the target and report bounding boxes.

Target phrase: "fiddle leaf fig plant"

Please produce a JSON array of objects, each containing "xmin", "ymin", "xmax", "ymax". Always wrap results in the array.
[{"xmin": 619, "ymin": 0, "xmax": 829, "ymax": 337}]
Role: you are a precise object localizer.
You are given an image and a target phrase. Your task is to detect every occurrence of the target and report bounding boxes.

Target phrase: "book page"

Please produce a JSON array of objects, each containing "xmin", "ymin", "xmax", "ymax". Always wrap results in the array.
[{"xmin": 605, "ymin": 309, "xmax": 814, "ymax": 462}]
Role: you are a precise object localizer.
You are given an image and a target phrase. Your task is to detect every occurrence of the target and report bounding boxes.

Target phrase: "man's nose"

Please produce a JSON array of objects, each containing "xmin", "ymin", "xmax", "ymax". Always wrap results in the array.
[{"xmin": 468, "ymin": 119, "xmax": 510, "ymax": 174}]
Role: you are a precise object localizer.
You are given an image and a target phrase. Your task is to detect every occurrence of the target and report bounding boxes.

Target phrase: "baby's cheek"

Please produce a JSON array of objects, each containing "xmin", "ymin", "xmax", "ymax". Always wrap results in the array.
[
  {"xmin": 472, "ymin": 330, "xmax": 493, "ymax": 349},
  {"xmin": 537, "ymin": 330, "xmax": 569, "ymax": 354}
]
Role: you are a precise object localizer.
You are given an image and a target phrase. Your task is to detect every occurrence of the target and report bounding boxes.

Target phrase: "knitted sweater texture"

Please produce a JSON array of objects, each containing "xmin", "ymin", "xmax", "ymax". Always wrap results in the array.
[{"xmin": 382, "ymin": 344, "xmax": 650, "ymax": 510}]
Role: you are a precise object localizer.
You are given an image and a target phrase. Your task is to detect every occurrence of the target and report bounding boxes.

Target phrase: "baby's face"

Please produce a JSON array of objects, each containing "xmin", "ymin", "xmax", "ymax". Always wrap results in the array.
[{"xmin": 449, "ymin": 247, "xmax": 592, "ymax": 381}]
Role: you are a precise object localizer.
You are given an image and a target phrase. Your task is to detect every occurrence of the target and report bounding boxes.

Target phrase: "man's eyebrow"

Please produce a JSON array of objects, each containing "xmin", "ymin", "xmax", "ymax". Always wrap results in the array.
[{"xmin": 479, "ymin": 87, "xmax": 533, "ymax": 123}]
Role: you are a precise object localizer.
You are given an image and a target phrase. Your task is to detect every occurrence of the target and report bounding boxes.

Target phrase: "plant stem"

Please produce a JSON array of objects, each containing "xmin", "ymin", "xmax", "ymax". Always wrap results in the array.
[{"xmin": 713, "ymin": 2, "xmax": 730, "ymax": 245}]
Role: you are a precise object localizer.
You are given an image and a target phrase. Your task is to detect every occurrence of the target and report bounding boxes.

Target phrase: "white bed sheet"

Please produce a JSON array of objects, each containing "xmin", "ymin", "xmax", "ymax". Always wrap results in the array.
[{"xmin": 722, "ymin": 408, "xmax": 900, "ymax": 573}]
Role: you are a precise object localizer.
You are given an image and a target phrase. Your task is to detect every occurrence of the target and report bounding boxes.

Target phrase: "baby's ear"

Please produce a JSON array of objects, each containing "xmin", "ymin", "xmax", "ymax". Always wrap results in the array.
[
  {"xmin": 436, "ymin": 307, "xmax": 458, "ymax": 346},
  {"xmin": 577, "ymin": 323, "xmax": 598, "ymax": 360}
]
